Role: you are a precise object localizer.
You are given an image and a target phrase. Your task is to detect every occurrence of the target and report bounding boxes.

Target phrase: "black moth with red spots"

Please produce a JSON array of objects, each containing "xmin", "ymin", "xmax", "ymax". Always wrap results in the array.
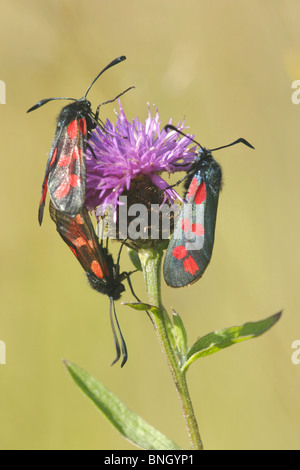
[
  {"xmin": 163, "ymin": 125, "xmax": 254, "ymax": 288},
  {"xmin": 27, "ymin": 56, "xmax": 126, "ymax": 225},
  {"xmin": 49, "ymin": 200, "xmax": 137, "ymax": 367}
]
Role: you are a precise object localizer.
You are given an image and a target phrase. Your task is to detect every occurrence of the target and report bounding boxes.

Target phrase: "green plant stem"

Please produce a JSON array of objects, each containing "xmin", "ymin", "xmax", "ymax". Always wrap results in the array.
[{"xmin": 138, "ymin": 247, "xmax": 203, "ymax": 450}]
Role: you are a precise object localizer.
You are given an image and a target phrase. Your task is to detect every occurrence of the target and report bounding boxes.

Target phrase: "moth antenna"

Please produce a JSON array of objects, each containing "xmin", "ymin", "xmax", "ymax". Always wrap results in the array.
[
  {"xmin": 27, "ymin": 97, "xmax": 76, "ymax": 113},
  {"xmin": 165, "ymin": 124, "xmax": 254, "ymax": 152},
  {"xmin": 27, "ymin": 56, "xmax": 126, "ymax": 113},
  {"xmin": 110, "ymin": 299, "xmax": 128, "ymax": 367},
  {"xmin": 211, "ymin": 138, "xmax": 254, "ymax": 152},
  {"xmin": 109, "ymin": 299, "xmax": 121, "ymax": 366},
  {"xmin": 165, "ymin": 124, "xmax": 203, "ymax": 149},
  {"xmin": 94, "ymin": 86, "xmax": 135, "ymax": 121},
  {"xmin": 84, "ymin": 55, "xmax": 126, "ymax": 99}
]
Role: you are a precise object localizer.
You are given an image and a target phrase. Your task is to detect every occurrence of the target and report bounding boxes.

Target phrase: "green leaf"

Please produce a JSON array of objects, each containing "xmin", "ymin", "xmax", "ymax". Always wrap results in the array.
[
  {"xmin": 122, "ymin": 301, "xmax": 154, "ymax": 311},
  {"xmin": 172, "ymin": 310, "xmax": 188, "ymax": 362},
  {"xmin": 123, "ymin": 303, "xmax": 177, "ymax": 353},
  {"xmin": 183, "ymin": 311, "xmax": 282, "ymax": 372},
  {"xmin": 64, "ymin": 360, "xmax": 181, "ymax": 450},
  {"xmin": 162, "ymin": 307, "xmax": 178, "ymax": 354},
  {"xmin": 127, "ymin": 248, "xmax": 142, "ymax": 271}
]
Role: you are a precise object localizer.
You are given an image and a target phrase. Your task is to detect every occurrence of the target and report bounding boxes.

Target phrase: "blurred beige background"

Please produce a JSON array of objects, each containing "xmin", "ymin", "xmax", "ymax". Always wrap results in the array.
[{"xmin": 0, "ymin": 0, "xmax": 299, "ymax": 450}]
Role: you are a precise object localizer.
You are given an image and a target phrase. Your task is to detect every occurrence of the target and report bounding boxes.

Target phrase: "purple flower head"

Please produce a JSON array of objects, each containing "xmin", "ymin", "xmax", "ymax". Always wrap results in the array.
[{"xmin": 85, "ymin": 101, "xmax": 195, "ymax": 218}]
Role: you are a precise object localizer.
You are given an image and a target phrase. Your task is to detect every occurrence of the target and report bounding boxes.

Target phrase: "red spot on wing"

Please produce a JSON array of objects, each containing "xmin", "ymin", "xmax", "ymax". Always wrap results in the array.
[
  {"xmin": 57, "ymin": 147, "xmax": 80, "ymax": 167},
  {"xmin": 172, "ymin": 245, "xmax": 188, "ymax": 260},
  {"xmin": 79, "ymin": 118, "xmax": 87, "ymax": 135},
  {"xmin": 70, "ymin": 174, "xmax": 81, "ymax": 187},
  {"xmin": 40, "ymin": 175, "xmax": 48, "ymax": 205},
  {"xmin": 72, "ymin": 146, "xmax": 81, "ymax": 160},
  {"xmin": 187, "ymin": 177, "xmax": 198, "ymax": 199},
  {"xmin": 181, "ymin": 218, "xmax": 190, "ymax": 232},
  {"xmin": 194, "ymin": 182, "xmax": 206, "ymax": 205},
  {"xmin": 57, "ymin": 154, "xmax": 72, "ymax": 167},
  {"xmin": 55, "ymin": 182, "xmax": 70, "ymax": 199},
  {"xmin": 191, "ymin": 223, "xmax": 205, "ymax": 236},
  {"xmin": 74, "ymin": 236, "xmax": 87, "ymax": 247},
  {"xmin": 69, "ymin": 246, "xmax": 78, "ymax": 257},
  {"xmin": 91, "ymin": 260, "xmax": 104, "ymax": 279},
  {"xmin": 49, "ymin": 147, "xmax": 58, "ymax": 167},
  {"xmin": 67, "ymin": 120, "xmax": 78, "ymax": 139},
  {"xmin": 75, "ymin": 214, "xmax": 84, "ymax": 224},
  {"xmin": 184, "ymin": 256, "xmax": 199, "ymax": 275}
]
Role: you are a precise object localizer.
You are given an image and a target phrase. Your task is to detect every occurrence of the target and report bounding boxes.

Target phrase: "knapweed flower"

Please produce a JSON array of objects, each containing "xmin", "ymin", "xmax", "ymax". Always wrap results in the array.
[{"xmin": 85, "ymin": 101, "xmax": 195, "ymax": 247}]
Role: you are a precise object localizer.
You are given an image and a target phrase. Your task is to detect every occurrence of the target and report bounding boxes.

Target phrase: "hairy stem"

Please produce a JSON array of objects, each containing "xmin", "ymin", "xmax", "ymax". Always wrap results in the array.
[{"xmin": 138, "ymin": 247, "xmax": 203, "ymax": 450}]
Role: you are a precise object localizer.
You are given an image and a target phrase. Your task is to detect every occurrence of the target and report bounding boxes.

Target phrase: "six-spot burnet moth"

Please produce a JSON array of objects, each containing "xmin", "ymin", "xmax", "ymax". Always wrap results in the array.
[
  {"xmin": 49, "ymin": 201, "xmax": 140, "ymax": 367},
  {"xmin": 27, "ymin": 56, "xmax": 128, "ymax": 226},
  {"xmin": 163, "ymin": 124, "xmax": 254, "ymax": 288}
]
